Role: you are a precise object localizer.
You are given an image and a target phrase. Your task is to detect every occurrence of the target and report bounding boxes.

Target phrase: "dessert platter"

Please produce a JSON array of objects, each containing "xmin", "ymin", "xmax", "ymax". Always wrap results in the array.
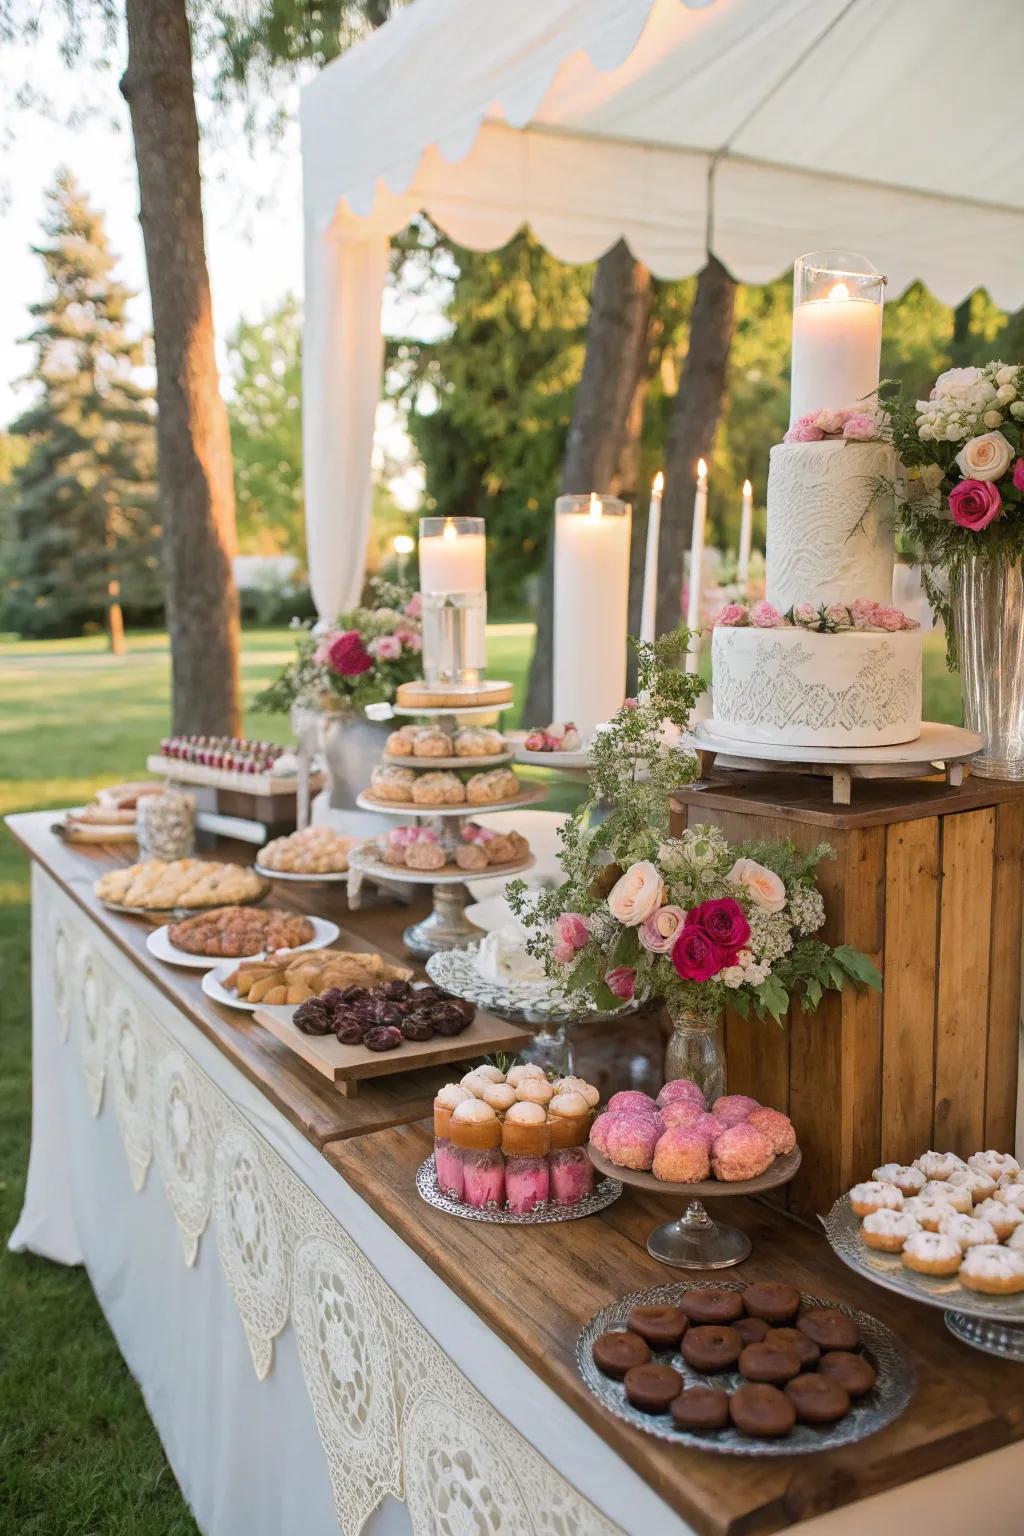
[
  {"xmin": 354, "ymin": 822, "xmax": 534, "ymax": 883},
  {"xmin": 587, "ymin": 1085, "xmax": 801, "ymax": 1268},
  {"xmin": 146, "ymin": 907, "xmax": 338, "ymax": 969},
  {"xmin": 578, "ymin": 1280, "xmax": 913, "ymax": 1455},
  {"xmin": 420, "ymin": 1064, "xmax": 623, "ymax": 1224},
  {"xmin": 358, "ymin": 764, "xmax": 543, "ymax": 815},
  {"xmin": 255, "ymin": 824, "xmax": 360, "ymax": 882},
  {"xmin": 823, "ymin": 1147, "xmax": 1024, "ymax": 1359},
  {"xmin": 202, "ymin": 947, "xmax": 412, "ymax": 1010},
  {"xmin": 94, "ymin": 859, "xmax": 270, "ymax": 916},
  {"xmin": 147, "ymin": 734, "xmax": 324, "ymax": 797},
  {"xmin": 511, "ymin": 721, "xmax": 592, "ymax": 771}
]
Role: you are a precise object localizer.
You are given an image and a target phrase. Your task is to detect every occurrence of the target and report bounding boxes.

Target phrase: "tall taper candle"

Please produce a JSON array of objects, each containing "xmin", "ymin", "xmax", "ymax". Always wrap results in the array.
[
  {"xmin": 639, "ymin": 471, "xmax": 664, "ymax": 645},
  {"xmin": 553, "ymin": 493, "xmax": 631, "ymax": 734},
  {"xmin": 684, "ymin": 459, "xmax": 708, "ymax": 675},
  {"xmin": 737, "ymin": 478, "xmax": 753, "ymax": 591}
]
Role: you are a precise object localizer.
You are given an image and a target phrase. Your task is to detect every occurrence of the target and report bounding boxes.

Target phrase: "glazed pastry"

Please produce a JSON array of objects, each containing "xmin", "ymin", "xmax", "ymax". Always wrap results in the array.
[
  {"xmin": 681, "ymin": 1324, "xmax": 743, "ymax": 1373},
  {"xmin": 405, "ymin": 839, "xmax": 447, "ymax": 871},
  {"xmin": 938, "ymin": 1212, "xmax": 999, "ymax": 1251},
  {"xmin": 465, "ymin": 767, "xmax": 520, "ymax": 805},
  {"xmin": 861, "ymin": 1209, "xmax": 922, "ymax": 1253},
  {"xmin": 670, "ymin": 1386, "xmax": 729, "ymax": 1432},
  {"xmin": 454, "ymin": 726, "xmax": 505, "ymax": 758},
  {"xmin": 710, "ymin": 1123, "xmax": 774, "ymax": 1181},
  {"xmin": 900, "ymin": 1230, "xmax": 963, "ymax": 1277},
  {"xmin": 656, "ymin": 1079, "xmax": 706, "ymax": 1109},
  {"xmin": 973, "ymin": 1198, "xmax": 1024, "ymax": 1242},
  {"xmin": 920, "ymin": 1179, "xmax": 972, "ymax": 1214},
  {"xmin": 651, "ymin": 1128, "xmax": 710, "ymax": 1183},
  {"xmin": 370, "ymin": 764, "xmax": 417, "ymax": 803},
  {"xmin": 412, "ymin": 727, "xmax": 452, "ymax": 758},
  {"xmin": 958, "ymin": 1243, "xmax": 1024, "ymax": 1295},
  {"xmin": 818, "ymin": 1350, "xmax": 876, "ymax": 1398},
  {"xmin": 871, "ymin": 1163, "xmax": 926, "ymax": 1197},
  {"xmin": 913, "ymin": 1150, "xmax": 967, "ymax": 1181},
  {"xmin": 902, "ymin": 1195, "xmax": 957, "ymax": 1232},
  {"xmin": 603, "ymin": 1115, "xmax": 660, "ymax": 1171},
  {"xmin": 591, "ymin": 1331, "xmax": 650, "ymax": 1379},
  {"xmin": 623, "ymin": 1362, "xmax": 684, "ymax": 1413},
  {"xmin": 945, "ymin": 1167, "xmax": 997, "ymax": 1204},
  {"xmin": 679, "ymin": 1288, "xmax": 744, "ymax": 1325},
  {"xmin": 848, "ymin": 1181, "xmax": 904, "ymax": 1218},
  {"xmin": 967, "ymin": 1150, "xmax": 1020, "ymax": 1182},
  {"xmin": 796, "ymin": 1308, "xmax": 859, "ymax": 1352},
  {"xmin": 785, "ymin": 1373, "xmax": 850, "ymax": 1425},
  {"xmin": 385, "ymin": 726, "xmax": 419, "ymax": 756},
  {"xmin": 625, "ymin": 1305, "xmax": 687, "ymax": 1350},
  {"xmin": 738, "ymin": 1340, "xmax": 801, "ymax": 1385},
  {"xmin": 741, "ymin": 1281, "xmax": 801, "ymax": 1323},
  {"xmin": 412, "ymin": 771, "xmax": 465, "ymax": 806},
  {"xmin": 745, "ymin": 1106, "xmax": 797, "ymax": 1155},
  {"xmin": 728, "ymin": 1383, "xmax": 796, "ymax": 1438}
]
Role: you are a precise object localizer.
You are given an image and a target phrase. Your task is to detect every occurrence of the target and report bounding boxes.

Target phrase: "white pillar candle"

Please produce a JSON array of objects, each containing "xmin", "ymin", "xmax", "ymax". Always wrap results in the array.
[
  {"xmin": 553, "ymin": 493, "xmax": 631, "ymax": 735},
  {"xmin": 790, "ymin": 286, "xmax": 882, "ymax": 424},
  {"xmin": 418, "ymin": 516, "xmax": 486, "ymax": 594},
  {"xmin": 737, "ymin": 478, "xmax": 753, "ymax": 590},
  {"xmin": 684, "ymin": 460, "xmax": 708, "ymax": 675},
  {"xmin": 639, "ymin": 471, "xmax": 664, "ymax": 645}
]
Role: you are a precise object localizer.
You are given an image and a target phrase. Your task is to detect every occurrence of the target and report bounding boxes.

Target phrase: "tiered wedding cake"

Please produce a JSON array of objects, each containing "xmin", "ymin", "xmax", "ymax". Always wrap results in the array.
[{"xmin": 711, "ymin": 436, "xmax": 923, "ymax": 748}]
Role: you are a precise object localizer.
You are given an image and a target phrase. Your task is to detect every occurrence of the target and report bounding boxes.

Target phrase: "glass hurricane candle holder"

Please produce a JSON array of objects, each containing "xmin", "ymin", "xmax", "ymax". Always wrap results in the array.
[
  {"xmin": 790, "ymin": 249, "xmax": 885, "ymax": 425},
  {"xmin": 418, "ymin": 516, "xmax": 488, "ymax": 686}
]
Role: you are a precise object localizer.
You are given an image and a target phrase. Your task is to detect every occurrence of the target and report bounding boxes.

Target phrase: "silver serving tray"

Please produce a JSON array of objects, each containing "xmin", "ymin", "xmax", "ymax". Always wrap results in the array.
[
  {"xmin": 416, "ymin": 1155, "xmax": 621, "ymax": 1225},
  {"xmin": 425, "ymin": 944, "xmax": 641, "ymax": 1027},
  {"xmin": 576, "ymin": 1281, "xmax": 915, "ymax": 1456}
]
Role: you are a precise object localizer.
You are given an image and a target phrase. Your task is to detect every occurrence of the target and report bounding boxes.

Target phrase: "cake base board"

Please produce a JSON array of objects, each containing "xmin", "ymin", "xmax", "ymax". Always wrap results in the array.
[{"xmin": 693, "ymin": 722, "xmax": 983, "ymax": 805}]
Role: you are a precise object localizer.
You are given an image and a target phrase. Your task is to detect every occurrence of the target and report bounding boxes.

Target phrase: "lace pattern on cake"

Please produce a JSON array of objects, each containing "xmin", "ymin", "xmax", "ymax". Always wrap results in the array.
[
  {"xmin": 41, "ymin": 874, "xmax": 623, "ymax": 1536},
  {"xmin": 715, "ymin": 642, "xmax": 918, "ymax": 734}
]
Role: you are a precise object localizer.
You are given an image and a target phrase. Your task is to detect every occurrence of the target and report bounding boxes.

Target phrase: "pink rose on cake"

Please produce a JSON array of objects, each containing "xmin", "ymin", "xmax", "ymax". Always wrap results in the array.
[
  {"xmin": 842, "ymin": 412, "xmax": 878, "ymax": 440},
  {"xmin": 949, "ymin": 479, "xmax": 1003, "ymax": 531},
  {"xmin": 784, "ymin": 413, "xmax": 825, "ymax": 444},
  {"xmin": 639, "ymin": 904, "xmax": 687, "ymax": 954},
  {"xmin": 873, "ymin": 606, "xmax": 905, "ymax": 632},
  {"xmin": 607, "ymin": 861, "xmax": 667, "ymax": 926},
  {"xmin": 815, "ymin": 407, "xmax": 850, "ymax": 434},
  {"xmin": 552, "ymin": 912, "xmax": 589, "ymax": 966},
  {"xmin": 824, "ymin": 603, "xmax": 853, "ymax": 630},
  {"xmin": 791, "ymin": 602, "xmax": 820, "ymax": 628},
  {"xmin": 727, "ymin": 858, "xmax": 786, "ymax": 914},
  {"xmin": 749, "ymin": 601, "xmax": 783, "ymax": 628},
  {"xmin": 955, "ymin": 431, "xmax": 1014, "ymax": 482},
  {"xmin": 715, "ymin": 603, "xmax": 748, "ymax": 627},
  {"xmin": 851, "ymin": 598, "xmax": 880, "ymax": 630}
]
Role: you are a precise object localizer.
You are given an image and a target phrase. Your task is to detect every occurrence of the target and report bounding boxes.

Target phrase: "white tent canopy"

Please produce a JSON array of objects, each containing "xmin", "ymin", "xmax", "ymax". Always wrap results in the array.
[{"xmin": 300, "ymin": 0, "xmax": 1024, "ymax": 618}]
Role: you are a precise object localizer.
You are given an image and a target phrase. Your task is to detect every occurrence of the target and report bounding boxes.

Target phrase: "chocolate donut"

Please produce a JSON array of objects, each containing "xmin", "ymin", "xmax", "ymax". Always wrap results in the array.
[
  {"xmin": 729, "ymin": 1383, "xmax": 796, "ymax": 1438},
  {"xmin": 770, "ymin": 1326, "xmax": 820, "ymax": 1369},
  {"xmin": 680, "ymin": 1288, "xmax": 744, "ymax": 1325},
  {"xmin": 681, "ymin": 1324, "xmax": 742, "ymax": 1373},
  {"xmin": 818, "ymin": 1350, "xmax": 877, "ymax": 1398},
  {"xmin": 741, "ymin": 1280, "xmax": 801, "ymax": 1324},
  {"xmin": 624, "ymin": 1362, "xmax": 684, "ymax": 1413},
  {"xmin": 735, "ymin": 1316, "xmax": 770, "ymax": 1346},
  {"xmin": 591, "ymin": 1330, "xmax": 651, "ymax": 1379},
  {"xmin": 670, "ymin": 1386, "xmax": 730, "ymax": 1432},
  {"xmin": 738, "ymin": 1340, "xmax": 802, "ymax": 1385},
  {"xmin": 625, "ymin": 1305, "xmax": 687, "ymax": 1350},
  {"xmin": 797, "ymin": 1307, "xmax": 860, "ymax": 1353},
  {"xmin": 785, "ymin": 1372, "xmax": 851, "ymax": 1425}
]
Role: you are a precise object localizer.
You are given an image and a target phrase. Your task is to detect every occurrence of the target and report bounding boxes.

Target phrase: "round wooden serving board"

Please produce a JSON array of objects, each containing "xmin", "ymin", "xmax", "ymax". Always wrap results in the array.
[{"xmin": 587, "ymin": 1143, "xmax": 801, "ymax": 1200}]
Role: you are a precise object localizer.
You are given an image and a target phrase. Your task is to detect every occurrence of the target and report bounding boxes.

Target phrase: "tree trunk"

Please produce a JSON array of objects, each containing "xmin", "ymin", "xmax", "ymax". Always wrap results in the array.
[
  {"xmin": 121, "ymin": 0, "xmax": 241, "ymax": 734},
  {"xmin": 523, "ymin": 240, "xmax": 654, "ymax": 724},
  {"xmin": 107, "ymin": 579, "xmax": 127, "ymax": 656},
  {"xmin": 656, "ymin": 255, "xmax": 738, "ymax": 639}
]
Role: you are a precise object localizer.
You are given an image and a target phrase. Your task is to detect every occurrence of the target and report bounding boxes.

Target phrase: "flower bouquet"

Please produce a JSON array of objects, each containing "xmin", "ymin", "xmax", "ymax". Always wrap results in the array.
[{"xmin": 508, "ymin": 632, "xmax": 881, "ymax": 1097}]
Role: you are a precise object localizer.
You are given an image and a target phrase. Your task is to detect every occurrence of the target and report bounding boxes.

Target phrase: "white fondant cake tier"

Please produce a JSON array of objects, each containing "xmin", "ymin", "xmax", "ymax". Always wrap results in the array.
[
  {"xmin": 765, "ymin": 440, "xmax": 897, "ymax": 613},
  {"xmin": 711, "ymin": 626, "xmax": 923, "ymax": 749}
]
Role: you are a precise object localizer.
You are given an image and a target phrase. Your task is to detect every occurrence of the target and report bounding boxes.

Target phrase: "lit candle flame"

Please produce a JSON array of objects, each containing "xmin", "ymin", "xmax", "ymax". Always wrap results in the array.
[
  {"xmin": 652, "ymin": 471, "xmax": 664, "ymax": 495},
  {"xmin": 442, "ymin": 518, "xmax": 457, "ymax": 541},
  {"xmin": 743, "ymin": 478, "xmax": 752, "ymax": 496},
  {"xmin": 828, "ymin": 281, "xmax": 851, "ymax": 303},
  {"xmin": 589, "ymin": 492, "xmax": 602, "ymax": 519},
  {"xmin": 697, "ymin": 458, "xmax": 708, "ymax": 482}
]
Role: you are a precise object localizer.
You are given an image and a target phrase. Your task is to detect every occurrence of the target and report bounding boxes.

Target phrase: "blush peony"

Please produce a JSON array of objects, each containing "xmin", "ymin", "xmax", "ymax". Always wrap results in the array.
[
  {"xmin": 749, "ymin": 600, "xmax": 783, "ymax": 628},
  {"xmin": 948, "ymin": 479, "xmax": 1003, "ymax": 531},
  {"xmin": 715, "ymin": 603, "xmax": 747, "ymax": 627},
  {"xmin": 726, "ymin": 857, "xmax": 786, "ymax": 914},
  {"xmin": 606, "ymin": 861, "xmax": 666, "ymax": 927},
  {"xmin": 552, "ymin": 912, "xmax": 589, "ymax": 966}
]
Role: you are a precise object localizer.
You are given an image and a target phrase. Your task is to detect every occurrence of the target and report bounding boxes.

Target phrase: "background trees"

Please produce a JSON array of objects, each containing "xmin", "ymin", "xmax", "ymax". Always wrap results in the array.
[{"xmin": 3, "ymin": 171, "xmax": 159, "ymax": 641}]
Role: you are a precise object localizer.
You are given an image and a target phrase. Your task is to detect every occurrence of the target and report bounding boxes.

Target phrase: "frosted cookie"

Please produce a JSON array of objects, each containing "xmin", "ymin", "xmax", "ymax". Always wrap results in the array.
[
  {"xmin": 860, "ymin": 1209, "xmax": 922, "ymax": 1253},
  {"xmin": 848, "ymin": 1181, "xmax": 903, "ymax": 1218},
  {"xmin": 901, "ymin": 1231, "xmax": 962, "ymax": 1277},
  {"xmin": 937, "ymin": 1212, "xmax": 998, "ymax": 1252},
  {"xmin": 921, "ymin": 1180, "xmax": 972, "ymax": 1215},
  {"xmin": 967, "ymin": 1150, "xmax": 1020, "ymax": 1182},
  {"xmin": 973, "ymin": 1199, "xmax": 1024, "ymax": 1242},
  {"xmin": 913, "ymin": 1150, "xmax": 967, "ymax": 1181},
  {"xmin": 959, "ymin": 1243, "xmax": 1024, "ymax": 1295},
  {"xmin": 872, "ymin": 1163, "xmax": 925, "ymax": 1197},
  {"xmin": 902, "ymin": 1196, "xmax": 957, "ymax": 1232},
  {"xmin": 945, "ymin": 1167, "xmax": 997, "ymax": 1204}
]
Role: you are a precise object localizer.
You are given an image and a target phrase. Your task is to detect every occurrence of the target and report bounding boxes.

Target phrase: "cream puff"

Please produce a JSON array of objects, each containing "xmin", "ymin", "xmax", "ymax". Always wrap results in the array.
[
  {"xmin": 872, "ymin": 1163, "xmax": 926, "ymax": 1197},
  {"xmin": 515, "ymin": 1078, "xmax": 555, "ymax": 1106},
  {"xmin": 967, "ymin": 1150, "xmax": 1020, "ymax": 1182},
  {"xmin": 973, "ymin": 1198, "xmax": 1024, "ymax": 1242},
  {"xmin": 902, "ymin": 1195, "xmax": 958, "ymax": 1232},
  {"xmin": 506, "ymin": 1063, "xmax": 546, "ymax": 1088},
  {"xmin": 959, "ymin": 1243, "xmax": 1024, "ymax": 1295},
  {"xmin": 937, "ymin": 1212, "xmax": 998, "ymax": 1252},
  {"xmin": 921, "ymin": 1179, "xmax": 972, "ymax": 1215},
  {"xmin": 913, "ymin": 1150, "xmax": 967, "ymax": 1181},
  {"xmin": 901, "ymin": 1231, "xmax": 962, "ymax": 1277},
  {"xmin": 481, "ymin": 1082, "xmax": 517, "ymax": 1113}
]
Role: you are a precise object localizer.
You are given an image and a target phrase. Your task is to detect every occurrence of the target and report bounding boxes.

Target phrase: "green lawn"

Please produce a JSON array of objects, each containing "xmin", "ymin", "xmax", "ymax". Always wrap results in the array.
[{"xmin": 0, "ymin": 623, "xmax": 962, "ymax": 1531}]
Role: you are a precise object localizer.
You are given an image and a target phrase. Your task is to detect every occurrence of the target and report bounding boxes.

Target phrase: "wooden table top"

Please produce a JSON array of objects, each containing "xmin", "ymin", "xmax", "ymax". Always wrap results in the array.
[
  {"xmin": 327, "ymin": 1120, "xmax": 1024, "ymax": 1536},
  {"xmin": 5, "ymin": 810, "xmax": 458, "ymax": 1148}
]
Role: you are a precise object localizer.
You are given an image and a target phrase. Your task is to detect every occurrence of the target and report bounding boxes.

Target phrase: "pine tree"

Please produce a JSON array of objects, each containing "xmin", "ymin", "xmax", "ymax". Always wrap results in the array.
[{"xmin": 5, "ymin": 170, "xmax": 160, "ymax": 642}]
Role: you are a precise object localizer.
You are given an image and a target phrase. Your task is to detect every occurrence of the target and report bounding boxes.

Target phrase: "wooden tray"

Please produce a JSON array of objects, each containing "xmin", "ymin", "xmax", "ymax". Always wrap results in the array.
[
  {"xmin": 253, "ymin": 1004, "xmax": 532, "ymax": 1096},
  {"xmin": 147, "ymin": 754, "xmax": 326, "ymax": 797}
]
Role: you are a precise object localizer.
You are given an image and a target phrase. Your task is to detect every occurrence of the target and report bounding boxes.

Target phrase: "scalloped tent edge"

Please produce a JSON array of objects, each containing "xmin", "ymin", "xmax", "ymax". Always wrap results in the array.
[{"xmin": 300, "ymin": 0, "xmax": 1024, "ymax": 618}]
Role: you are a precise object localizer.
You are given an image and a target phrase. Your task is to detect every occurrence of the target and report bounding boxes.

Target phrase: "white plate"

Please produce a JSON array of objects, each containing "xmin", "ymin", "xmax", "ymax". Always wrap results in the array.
[
  {"xmin": 254, "ymin": 862, "xmax": 350, "ymax": 883},
  {"xmin": 202, "ymin": 962, "xmax": 261, "ymax": 1010},
  {"xmin": 355, "ymin": 784, "xmax": 546, "ymax": 818},
  {"xmin": 146, "ymin": 914, "xmax": 340, "ymax": 969}
]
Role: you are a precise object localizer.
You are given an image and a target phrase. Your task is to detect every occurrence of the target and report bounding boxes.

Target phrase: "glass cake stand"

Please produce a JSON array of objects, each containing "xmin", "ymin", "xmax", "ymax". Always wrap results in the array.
[{"xmin": 587, "ymin": 1145, "xmax": 802, "ymax": 1269}]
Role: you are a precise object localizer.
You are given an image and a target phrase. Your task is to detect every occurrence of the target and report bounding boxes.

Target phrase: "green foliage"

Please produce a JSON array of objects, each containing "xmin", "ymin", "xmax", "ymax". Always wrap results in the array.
[
  {"xmin": 3, "ymin": 170, "xmax": 160, "ymax": 638},
  {"xmin": 227, "ymin": 295, "xmax": 304, "ymax": 557}
]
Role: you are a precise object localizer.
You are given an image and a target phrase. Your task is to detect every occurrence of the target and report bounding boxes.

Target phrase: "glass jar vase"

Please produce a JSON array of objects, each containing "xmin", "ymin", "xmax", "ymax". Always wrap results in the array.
[{"xmin": 663, "ymin": 1000, "xmax": 726, "ymax": 1103}]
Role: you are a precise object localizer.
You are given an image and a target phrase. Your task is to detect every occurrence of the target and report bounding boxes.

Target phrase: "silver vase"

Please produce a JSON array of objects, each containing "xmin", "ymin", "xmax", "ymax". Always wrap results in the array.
[
  {"xmin": 291, "ymin": 704, "xmax": 394, "ymax": 832},
  {"xmin": 950, "ymin": 554, "xmax": 1024, "ymax": 780}
]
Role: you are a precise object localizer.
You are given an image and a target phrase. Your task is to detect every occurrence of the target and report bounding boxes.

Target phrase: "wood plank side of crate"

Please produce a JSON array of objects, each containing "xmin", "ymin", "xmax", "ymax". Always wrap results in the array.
[
  {"xmin": 985, "ymin": 798, "xmax": 1024, "ymax": 1149},
  {"xmin": 881, "ymin": 817, "xmax": 940, "ymax": 1164},
  {"xmin": 934, "ymin": 807, "xmax": 995, "ymax": 1154}
]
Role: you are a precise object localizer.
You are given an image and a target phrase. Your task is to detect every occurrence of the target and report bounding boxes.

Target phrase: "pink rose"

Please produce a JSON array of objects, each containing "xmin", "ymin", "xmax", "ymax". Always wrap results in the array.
[
  {"xmin": 552, "ymin": 912, "xmax": 589, "ymax": 966},
  {"xmin": 1014, "ymin": 459, "xmax": 1024, "ymax": 494},
  {"xmin": 327, "ymin": 629, "xmax": 373, "ymax": 677},
  {"xmin": 313, "ymin": 630, "xmax": 339, "ymax": 665},
  {"xmin": 639, "ymin": 904, "xmax": 687, "ymax": 954},
  {"xmin": 749, "ymin": 600, "xmax": 783, "ymax": 629},
  {"xmin": 368, "ymin": 634, "xmax": 402, "ymax": 661},
  {"xmin": 715, "ymin": 603, "xmax": 748, "ymax": 627},
  {"xmin": 404, "ymin": 593, "xmax": 422, "ymax": 619},
  {"xmin": 900, "ymin": 614, "xmax": 920, "ymax": 631},
  {"xmin": 842, "ymin": 412, "xmax": 877, "ymax": 440},
  {"xmin": 783, "ymin": 414, "xmax": 825, "ymax": 444},
  {"xmin": 824, "ymin": 603, "xmax": 852, "ymax": 630},
  {"xmin": 851, "ymin": 598, "xmax": 879, "ymax": 630},
  {"xmin": 815, "ymin": 408, "xmax": 850, "ymax": 434},
  {"xmin": 394, "ymin": 625, "xmax": 421, "ymax": 652},
  {"xmin": 949, "ymin": 479, "xmax": 1003, "ymax": 531},
  {"xmin": 606, "ymin": 861, "xmax": 667, "ymax": 927},
  {"xmin": 523, "ymin": 729, "xmax": 548, "ymax": 751},
  {"xmin": 791, "ymin": 602, "xmax": 819, "ymax": 628},
  {"xmin": 874, "ymin": 606, "xmax": 904, "ymax": 632},
  {"xmin": 605, "ymin": 966, "xmax": 636, "ymax": 1002},
  {"xmin": 726, "ymin": 857, "xmax": 786, "ymax": 914},
  {"xmin": 686, "ymin": 897, "xmax": 751, "ymax": 954},
  {"xmin": 671, "ymin": 926, "xmax": 727, "ymax": 983}
]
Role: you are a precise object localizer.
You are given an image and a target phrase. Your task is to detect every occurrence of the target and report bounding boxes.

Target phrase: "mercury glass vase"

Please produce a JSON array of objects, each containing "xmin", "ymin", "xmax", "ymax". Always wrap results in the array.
[
  {"xmin": 663, "ymin": 1000, "xmax": 725, "ymax": 1102},
  {"xmin": 950, "ymin": 554, "xmax": 1024, "ymax": 780}
]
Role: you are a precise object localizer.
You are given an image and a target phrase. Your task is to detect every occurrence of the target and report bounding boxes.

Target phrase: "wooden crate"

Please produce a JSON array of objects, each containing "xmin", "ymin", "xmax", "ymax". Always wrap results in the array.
[{"xmin": 671, "ymin": 774, "xmax": 1024, "ymax": 1218}]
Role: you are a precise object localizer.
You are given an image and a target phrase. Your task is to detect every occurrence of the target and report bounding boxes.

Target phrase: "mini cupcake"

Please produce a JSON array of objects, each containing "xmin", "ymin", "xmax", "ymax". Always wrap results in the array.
[
  {"xmin": 945, "ymin": 1167, "xmax": 997, "ymax": 1204},
  {"xmin": 848, "ymin": 1181, "xmax": 904, "ymax": 1218},
  {"xmin": 902, "ymin": 1195, "xmax": 957, "ymax": 1232},
  {"xmin": 967, "ymin": 1150, "xmax": 1020, "ymax": 1182},
  {"xmin": 472, "ymin": 1064, "xmax": 507, "ymax": 1084},
  {"xmin": 652, "ymin": 1128, "xmax": 711, "ymax": 1183},
  {"xmin": 937, "ymin": 1212, "xmax": 998, "ymax": 1252},
  {"xmin": 656, "ymin": 1079, "xmax": 706, "ymax": 1110},
  {"xmin": 746, "ymin": 1106, "xmax": 797, "ymax": 1156},
  {"xmin": 711, "ymin": 1094, "xmax": 760, "ymax": 1127},
  {"xmin": 547, "ymin": 1091, "xmax": 593, "ymax": 1149},
  {"xmin": 604, "ymin": 1114, "xmax": 661, "ymax": 1172},
  {"xmin": 711, "ymin": 1123, "xmax": 775, "ymax": 1182},
  {"xmin": 959, "ymin": 1243, "xmax": 1024, "ymax": 1295}
]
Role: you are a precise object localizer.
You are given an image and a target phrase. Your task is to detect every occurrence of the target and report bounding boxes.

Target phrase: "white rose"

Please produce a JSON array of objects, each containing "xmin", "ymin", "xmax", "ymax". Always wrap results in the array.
[
  {"xmin": 934, "ymin": 366, "xmax": 984, "ymax": 398},
  {"xmin": 956, "ymin": 431, "xmax": 1014, "ymax": 482},
  {"xmin": 982, "ymin": 410, "xmax": 1004, "ymax": 430},
  {"xmin": 996, "ymin": 365, "xmax": 1017, "ymax": 387}
]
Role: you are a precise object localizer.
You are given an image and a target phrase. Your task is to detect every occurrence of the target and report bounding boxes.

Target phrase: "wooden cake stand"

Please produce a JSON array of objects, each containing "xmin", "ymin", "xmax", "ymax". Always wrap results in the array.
[{"xmin": 587, "ymin": 1145, "xmax": 801, "ymax": 1269}]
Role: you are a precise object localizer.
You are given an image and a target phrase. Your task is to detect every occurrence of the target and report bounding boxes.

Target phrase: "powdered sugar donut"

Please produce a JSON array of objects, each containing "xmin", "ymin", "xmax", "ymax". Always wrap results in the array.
[
  {"xmin": 860, "ymin": 1209, "xmax": 922, "ymax": 1253},
  {"xmin": 967, "ymin": 1150, "xmax": 1020, "ymax": 1181},
  {"xmin": 872, "ymin": 1163, "xmax": 926, "ymax": 1197},
  {"xmin": 921, "ymin": 1179, "xmax": 972, "ymax": 1215},
  {"xmin": 901, "ymin": 1231, "xmax": 962, "ymax": 1277},
  {"xmin": 913, "ymin": 1150, "xmax": 967, "ymax": 1181},
  {"xmin": 937, "ymin": 1212, "xmax": 998, "ymax": 1251},
  {"xmin": 973, "ymin": 1198, "xmax": 1024, "ymax": 1242},
  {"xmin": 959, "ymin": 1243, "xmax": 1024, "ymax": 1295},
  {"xmin": 848, "ymin": 1181, "xmax": 903, "ymax": 1218}
]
